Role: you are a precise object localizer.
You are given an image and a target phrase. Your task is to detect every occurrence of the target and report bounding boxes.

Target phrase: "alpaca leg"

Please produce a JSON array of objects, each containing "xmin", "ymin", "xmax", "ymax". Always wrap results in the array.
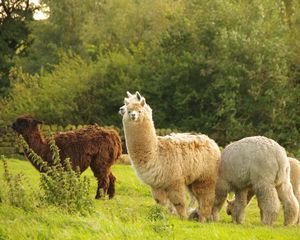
[
  {"xmin": 94, "ymin": 174, "xmax": 110, "ymax": 199},
  {"xmin": 232, "ymin": 189, "xmax": 248, "ymax": 224},
  {"xmin": 190, "ymin": 180, "xmax": 216, "ymax": 222},
  {"xmin": 166, "ymin": 183, "xmax": 187, "ymax": 219},
  {"xmin": 226, "ymin": 188, "xmax": 255, "ymax": 217},
  {"xmin": 254, "ymin": 183, "xmax": 280, "ymax": 225},
  {"xmin": 293, "ymin": 188, "xmax": 300, "ymax": 224},
  {"xmin": 90, "ymin": 158, "xmax": 111, "ymax": 199},
  {"xmin": 152, "ymin": 188, "xmax": 176, "ymax": 214},
  {"xmin": 107, "ymin": 173, "xmax": 116, "ymax": 199},
  {"xmin": 276, "ymin": 181, "xmax": 299, "ymax": 225},
  {"xmin": 212, "ymin": 179, "xmax": 230, "ymax": 221}
]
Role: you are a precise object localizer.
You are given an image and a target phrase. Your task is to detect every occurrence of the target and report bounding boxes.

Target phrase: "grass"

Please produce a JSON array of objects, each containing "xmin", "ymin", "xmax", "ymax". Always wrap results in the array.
[{"xmin": 0, "ymin": 158, "xmax": 300, "ymax": 240}]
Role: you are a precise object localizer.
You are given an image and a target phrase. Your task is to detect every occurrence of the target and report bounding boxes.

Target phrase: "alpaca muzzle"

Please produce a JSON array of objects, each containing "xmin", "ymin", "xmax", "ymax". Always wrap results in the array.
[{"xmin": 130, "ymin": 112, "xmax": 138, "ymax": 121}]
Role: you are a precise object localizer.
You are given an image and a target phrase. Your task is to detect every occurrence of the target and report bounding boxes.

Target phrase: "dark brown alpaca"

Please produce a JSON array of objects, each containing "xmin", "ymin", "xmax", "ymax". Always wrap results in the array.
[{"xmin": 12, "ymin": 115, "xmax": 122, "ymax": 199}]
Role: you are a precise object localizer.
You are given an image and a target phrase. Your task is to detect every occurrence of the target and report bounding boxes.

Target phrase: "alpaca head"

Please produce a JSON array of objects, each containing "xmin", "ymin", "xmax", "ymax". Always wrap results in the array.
[
  {"xmin": 226, "ymin": 199, "xmax": 234, "ymax": 216},
  {"xmin": 120, "ymin": 91, "xmax": 146, "ymax": 116},
  {"xmin": 120, "ymin": 91, "xmax": 152, "ymax": 120},
  {"xmin": 12, "ymin": 115, "xmax": 42, "ymax": 136},
  {"xmin": 125, "ymin": 100, "xmax": 147, "ymax": 122},
  {"xmin": 122, "ymin": 91, "xmax": 151, "ymax": 123}
]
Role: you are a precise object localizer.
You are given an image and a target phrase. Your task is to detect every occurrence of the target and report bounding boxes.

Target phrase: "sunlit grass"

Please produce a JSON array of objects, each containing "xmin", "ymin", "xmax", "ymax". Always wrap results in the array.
[{"xmin": 0, "ymin": 159, "xmax": 299, "ymax": 239}]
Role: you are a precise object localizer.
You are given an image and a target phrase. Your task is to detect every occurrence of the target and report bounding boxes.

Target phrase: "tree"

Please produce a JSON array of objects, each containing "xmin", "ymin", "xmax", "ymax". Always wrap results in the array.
[{"xmin": 0, "ymin": 0, "xmax": 36, "ymax": 95}]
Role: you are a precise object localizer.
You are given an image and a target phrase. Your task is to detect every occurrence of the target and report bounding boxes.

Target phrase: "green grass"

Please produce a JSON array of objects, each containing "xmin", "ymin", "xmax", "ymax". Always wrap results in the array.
[{"xmin": 0, "ymin": 159, "xmax": 299, "ymax": 240}]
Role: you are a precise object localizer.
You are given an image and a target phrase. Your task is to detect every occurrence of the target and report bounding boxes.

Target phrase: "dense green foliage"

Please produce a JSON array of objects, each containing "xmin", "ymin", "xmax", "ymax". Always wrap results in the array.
[
  {"xmin": 1, "ymin": 159, "xmax": 300, "ymax": 239},
  {"xmin": 0, "ymin": 0, "xmax": 36, "ymax": 95},
  {"xmin": 1, "ymin": 0, "xmax": 300, "ymax": 152}
]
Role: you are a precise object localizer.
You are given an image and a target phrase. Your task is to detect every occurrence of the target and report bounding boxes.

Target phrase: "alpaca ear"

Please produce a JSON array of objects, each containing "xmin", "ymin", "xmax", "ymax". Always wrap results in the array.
[
  {"xmin": 140, "ymin": 98, "xmax": 145, "ymax": 107},
  {"xmin": 126, "ymin": 91, "xmax": 133, "ymax": 97},
  {"xmin": 124, "ymin": 98, "xmax": 129, "ymax": 105},
  {"xmin": 136, "ymin": 91, "xmax": 142, "ymax": 101}
]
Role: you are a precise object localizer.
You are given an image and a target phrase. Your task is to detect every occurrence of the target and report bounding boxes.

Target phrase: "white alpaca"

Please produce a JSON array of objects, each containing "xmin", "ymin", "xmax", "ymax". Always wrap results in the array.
[
  {"xmin": 226, "ymin": 157, "xmax": 300, "ymax": 224},
  {"xmin": 120, "ymin": 92, "xmax": 194, "ymax": 214},
  {"xmin": 212, "ymin": 136, "xmax": 299, "ymax": 225},
  {"xmin": 121, "ymin": 91, "xmax": 221, "ymax": 221}
]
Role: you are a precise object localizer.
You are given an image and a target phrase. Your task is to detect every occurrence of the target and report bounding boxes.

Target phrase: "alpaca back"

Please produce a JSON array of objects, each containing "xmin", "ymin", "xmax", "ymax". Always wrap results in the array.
[
  {"xmin": 220, "ymin": 136, "xmax": 289, "ymax": 189},
  {"xmin": 137, "ymin": 133, "xmax": 221, "ymax": 188}
]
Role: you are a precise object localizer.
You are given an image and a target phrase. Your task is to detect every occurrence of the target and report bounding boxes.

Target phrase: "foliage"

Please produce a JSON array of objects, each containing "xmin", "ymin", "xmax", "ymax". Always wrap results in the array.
[
  {"xmin": 0, "ymin": 0, "xmax": 37, "ymax": 95},
  {"xmin": 18, "ymin": 136, "xmax": 94, "ymax": 215},
  {"xmin": 0, "ymin": 155, "xmax": 36, "ymax": 211},
  {"xmin": 1, "ymin": 0, "xmax": 300, "ymax": 152}
]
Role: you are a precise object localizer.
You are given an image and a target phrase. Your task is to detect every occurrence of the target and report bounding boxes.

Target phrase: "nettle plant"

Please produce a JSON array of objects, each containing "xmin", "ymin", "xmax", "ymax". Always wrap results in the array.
[
  {"xmin": 1, "ymin": 155, "xmax": 36, "ymax": 211},
  {"xmin": 18, "ymin": 136, "xmax": 94, "ymax": 215}
]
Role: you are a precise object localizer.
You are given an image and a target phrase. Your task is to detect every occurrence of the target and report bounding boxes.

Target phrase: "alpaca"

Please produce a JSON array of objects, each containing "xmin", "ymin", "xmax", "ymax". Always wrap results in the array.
[
  {"xmin": 121, "ymin": 91, "xmax": 196, "ymax": 214},
  {"xmin": 226, "ymin": 157, "xmax": 300, "ymax": 224},
  {"xmin": 121, "ymin": 91, "xmax": 221, "ymax": 221},
  {"xmin": 212, "ymin": 136, "xmax": 299, "ymax": 225},
  {"xmin": 12, "ymin": 115, "xmax": 122, "ymax": 199}
]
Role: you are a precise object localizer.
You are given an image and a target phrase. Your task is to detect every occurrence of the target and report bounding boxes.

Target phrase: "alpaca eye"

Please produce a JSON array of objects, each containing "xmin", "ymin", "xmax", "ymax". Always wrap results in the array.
[
  {"xmin": 128, "ymin": 111, "xmax": 131, "ymax": 114},
  {"xmin": 138, "ymin": 110, "xmax": 142, "ymax": 113}
]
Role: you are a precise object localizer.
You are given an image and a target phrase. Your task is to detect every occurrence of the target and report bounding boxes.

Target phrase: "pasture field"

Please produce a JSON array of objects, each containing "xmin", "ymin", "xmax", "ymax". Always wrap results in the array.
[{"xmin": 0, "ymin": 158, "xmax": 299, "ymax": 240}]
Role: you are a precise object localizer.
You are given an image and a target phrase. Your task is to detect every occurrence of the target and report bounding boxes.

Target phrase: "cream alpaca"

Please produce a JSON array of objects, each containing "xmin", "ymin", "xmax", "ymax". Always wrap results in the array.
[
  {"xmin": 212, "ymin": 136, "xmax": 299, "ymax": 225},
  {"xmin": 121, "ymin": 92, "xmax": 221, "ymax": 221},
  {"xmin": 120, "ymin": 92, "xmax": 194, "ymax": 214},
  {"xmin": 226, "ymin": 157, "xmax": 300, "ymax": 224}
]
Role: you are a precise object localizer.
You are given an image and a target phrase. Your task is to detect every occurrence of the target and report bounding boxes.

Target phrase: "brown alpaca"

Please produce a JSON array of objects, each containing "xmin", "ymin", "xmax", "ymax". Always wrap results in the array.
[{"xmin": 12, "ymin": 115, "xmax": 122, "ymax": 199}]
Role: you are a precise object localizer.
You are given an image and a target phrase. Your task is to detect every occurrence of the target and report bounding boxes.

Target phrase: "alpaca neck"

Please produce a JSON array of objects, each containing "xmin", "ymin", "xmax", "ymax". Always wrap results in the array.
[
  {"xmin": 22, "ymin": 129, "xmax": 48, "ymax": 171},
  {"xmin": 123, "ymin": 115, "xmax": 158, "ymax": 165}
]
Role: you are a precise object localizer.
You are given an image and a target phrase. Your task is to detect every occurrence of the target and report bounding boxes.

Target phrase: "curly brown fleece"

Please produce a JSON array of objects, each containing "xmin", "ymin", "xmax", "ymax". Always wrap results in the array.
[{"xmin": 12, "ymin": 115, "xmax": 122, "ymax": 199}]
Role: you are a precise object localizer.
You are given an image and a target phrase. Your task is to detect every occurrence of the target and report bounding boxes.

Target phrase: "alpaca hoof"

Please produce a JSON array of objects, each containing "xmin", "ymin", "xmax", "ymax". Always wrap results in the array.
[
  {"xmin": 95, "ymin": 188, "xmax": 106, "ymax": 199},
  {"xmin": 95, "ymin": 195, "xmax": 101, "ymax": 200},
  {"xmin": 108, "ymin": 194, "xmax": 114, "ymax": 199}
]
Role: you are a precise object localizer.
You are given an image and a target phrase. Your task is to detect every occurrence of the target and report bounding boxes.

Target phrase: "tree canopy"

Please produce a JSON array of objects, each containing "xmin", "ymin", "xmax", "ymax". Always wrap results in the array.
[{"xmin": 0, "ymin": 0, "xmax": 300, "ymax": 153}]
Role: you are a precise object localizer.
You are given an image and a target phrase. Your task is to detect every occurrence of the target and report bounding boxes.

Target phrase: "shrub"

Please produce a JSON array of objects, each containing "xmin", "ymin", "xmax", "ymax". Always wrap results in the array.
[
  {"xmin": 1, "ymin": 155, "xmax": 36, "ymax": 211},
  {"xmin": 19, "ymin": 136, "xmax": 94, "ymax": 215}
]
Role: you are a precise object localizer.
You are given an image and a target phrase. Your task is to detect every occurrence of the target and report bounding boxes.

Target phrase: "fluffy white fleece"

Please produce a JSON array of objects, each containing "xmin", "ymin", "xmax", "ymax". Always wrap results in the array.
[{"xmin": 212, "ymin": 136, "xmax": 299, "ymax": 225}]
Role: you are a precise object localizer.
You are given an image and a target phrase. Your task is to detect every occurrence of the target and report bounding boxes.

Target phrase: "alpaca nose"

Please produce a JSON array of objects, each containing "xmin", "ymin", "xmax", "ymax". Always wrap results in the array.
[{"xmin": 130, "ymin": 112, "xmax": 137, "ymax": 120}]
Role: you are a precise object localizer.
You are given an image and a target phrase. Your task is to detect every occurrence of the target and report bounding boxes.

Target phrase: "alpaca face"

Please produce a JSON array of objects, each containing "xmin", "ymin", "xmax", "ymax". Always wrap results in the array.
[
  {"xmin": 121, "ymin": 91, "xmax": 152, "ymax": 118},
  {"xmin": 119, "ymin": 106, "xmax": 126, "ymax": 116},
  {"xmin": 226, "ymin": 199, "xmax": 234, "ymax": 216},
  {"xmin": 12, "ymin": 115, "xmax": 42, "ymax": 135},
  {"xmin": 125, "ymin": 101, "xmax": 146, "ymax": 122},
  {"xmin": 120, "ymin": 91, "xmax": 144, "ymax": 116}
]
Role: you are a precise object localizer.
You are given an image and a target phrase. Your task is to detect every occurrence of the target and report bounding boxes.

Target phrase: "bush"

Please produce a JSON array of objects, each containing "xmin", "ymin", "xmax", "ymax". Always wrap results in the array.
[
  {"xmin": 19, "ymin": 136, "xmax": 94, "ymax": 215},
  {"xmin": 1, "ymin": 155, "xmax": 37, "ymax": 211}
]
